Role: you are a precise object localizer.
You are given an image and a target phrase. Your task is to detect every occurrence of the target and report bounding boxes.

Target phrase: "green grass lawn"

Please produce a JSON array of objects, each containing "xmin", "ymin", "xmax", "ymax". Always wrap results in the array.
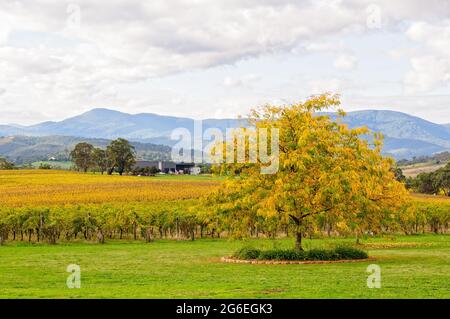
[
  {"xmin": 30, "ymin": 161, "xmax": 73, "ymax": 170},
  {"xmin": 0, "ymin": 235, "xmax": 448, "ymax": 299}
]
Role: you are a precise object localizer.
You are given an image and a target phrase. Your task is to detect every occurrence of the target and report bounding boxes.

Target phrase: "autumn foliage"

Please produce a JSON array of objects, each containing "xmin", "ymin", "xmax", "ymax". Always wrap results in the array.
[{"xmin": 204, "ymin": 94, "xmax": 411, "ymax": 250}]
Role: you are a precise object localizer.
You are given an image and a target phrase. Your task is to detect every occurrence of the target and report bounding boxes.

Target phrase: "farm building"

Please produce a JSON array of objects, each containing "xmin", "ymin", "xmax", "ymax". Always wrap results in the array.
[{"xmin": 134, "ymin": 161, "xmax": 197, "ymax": 174}]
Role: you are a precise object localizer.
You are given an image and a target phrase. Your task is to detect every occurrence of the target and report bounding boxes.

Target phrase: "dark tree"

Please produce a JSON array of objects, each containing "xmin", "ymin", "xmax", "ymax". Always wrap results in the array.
[
  {"xmin": 391, "ymin": 166, "xmax": 406, "ymax": 183},
  {"xmin": 92, "ymin": 148, "xmax": 108, "ymax": 174},
  {"xmin": 409, "ymin": 162, "xmax": 450, "ymax": 196},
  {"xmin": 0, "ymin": 157, "xmax": 15, "ymax": 170},
  {"xmin": 70, "ymin": 143, "xmax": 94, "ymax": 172},
  {"xmin": 148, "ymin": 166, "xmax": 160, "ymax": 175},
  {"xmin": 415, "ymin": 172, "xmax": 436, "ymax": 194},
  {"xmin": 433, "ymin": 163, "xmax": 450, "ymax": 196},
  {"xmin": 106, "ymin": 138, "xmax": 136, "ymax": 175}
]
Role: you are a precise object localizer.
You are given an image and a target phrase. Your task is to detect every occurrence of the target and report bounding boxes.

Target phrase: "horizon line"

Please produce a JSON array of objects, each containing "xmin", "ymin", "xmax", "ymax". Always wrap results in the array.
[{"xmin": 2, "ymin": 107, "xmax": 449, "ymax": 127}]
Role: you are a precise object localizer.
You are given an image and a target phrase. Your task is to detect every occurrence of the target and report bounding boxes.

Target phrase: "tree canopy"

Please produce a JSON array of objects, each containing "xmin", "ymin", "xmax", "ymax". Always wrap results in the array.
[
  {"xmin": 106, "ymin": 138, "xmax": 136, "ymax": 175},
  {"xmin": 204, "ymin": 94, "xmax": 408, "ymax": 251},
  {"xmin": 70, "ymin": 142, "xmax": 94, "ymax": 172},
  {"xmin": 92, "ymin": 148, "xmax": 108, "ymax": 174},
  {"xmin": 0, "ymin": 157, "xmax": 15, "ymax": 170},
  {"xmin": 408, "ymin": 162, "xmax": 450, "ymax": 196},
  {"xmin": 70, "ymin": 138, "xmax": 136, "ymax": 175}
]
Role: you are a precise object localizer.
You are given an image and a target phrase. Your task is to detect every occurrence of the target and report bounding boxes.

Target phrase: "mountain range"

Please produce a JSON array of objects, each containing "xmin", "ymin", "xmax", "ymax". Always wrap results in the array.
[
  {"xmin": 0, "ymin": 108, "xmax": 449, "ymax": 162},
  {"xmin": 0, "ymin": 109, "xmax": 247, "ymax": 146},
  {"xmin": 444, "ymin": 123, "xmax": 450, "ymax": 132}
]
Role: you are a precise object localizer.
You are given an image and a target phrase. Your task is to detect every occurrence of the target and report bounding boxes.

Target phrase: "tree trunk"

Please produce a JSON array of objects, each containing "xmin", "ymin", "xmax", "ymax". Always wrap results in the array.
[
  {"xmin": 48, "ymin": 234, "xmax": 56, "ymax": 245},
  {"xmin": 97, "ymin": 230, "xmax": 105, "ymax": 244},
  {"xmin": 295, "ymin": 229, "xmax": 303, "ymax": 251},
  {"xmin": 145, "ymin": 227, "xmax": 153, "ymax": 243},
  {"xmin": 289, "ymin": 215, "xmax": 303, "ymax": 251},
  {"xmin": 355, "ymin": 231, "xmax": 361, "ymax": 245}
]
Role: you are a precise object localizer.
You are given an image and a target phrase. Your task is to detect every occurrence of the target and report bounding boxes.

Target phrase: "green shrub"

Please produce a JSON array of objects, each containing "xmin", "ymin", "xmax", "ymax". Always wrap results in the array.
[
  {"xmin": 334, "ymin": 246, "xmax": 368, "ymax": 259},
  {"xmin": 233, "ymin": 247, "xmax": 261, "ymax": 259},
  {"xmin": 39, "ymin": 163, "xmax": 52, "ymax": 169},
  {"xmin": 258, "ymin": 249, "xmax": 306, "ymax": 261},
  {"xmin": 306, "ymin": 249, "xmax": 339, "ymax": 261},
  {"xmin": 233, "ymin": 246, "xmax": 368, "ymax": 261}
]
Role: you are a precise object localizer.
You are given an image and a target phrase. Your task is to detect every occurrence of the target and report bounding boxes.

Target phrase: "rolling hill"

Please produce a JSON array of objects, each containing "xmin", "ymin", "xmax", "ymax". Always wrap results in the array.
[
  {"xmin": 0, "ymin": 108, "xmax": 247, "ymax": 145},
  {"xmin": 324, "ymin": 110, "xmax": 450, "ymax": 159},
  {"xmin": 444, "ymin": 123, "xmax": 450, "ymax": 132},
  {"xmin": 0, "ymin": 108, "xmax": 449, "ymax": 161},
  {"xmin": 327, "ymin": 110, "xmax": 450, "ymax": 148},
  {"xmin": 0, "ymin": 135, "xmax": 171, "ymax": 164}
]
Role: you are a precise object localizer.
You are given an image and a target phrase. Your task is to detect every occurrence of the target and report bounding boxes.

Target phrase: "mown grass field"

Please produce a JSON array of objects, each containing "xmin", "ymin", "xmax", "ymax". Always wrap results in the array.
[
  {"xmin": 0, "ymin": 235, "xmax": 448, "ymax": 298},
  {"xmin": 31, "ymin": 161, "xmax": 74, "ymax": 170}
]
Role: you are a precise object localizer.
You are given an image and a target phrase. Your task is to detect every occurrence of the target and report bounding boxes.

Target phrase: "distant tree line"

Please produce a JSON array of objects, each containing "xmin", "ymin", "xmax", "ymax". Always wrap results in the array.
[
  {"xmin": 406, "ymin": 162, "xmax": 450, "ymax": 196},
  {"xmin": 38, "ymin": 163, "xmax": 52, "ymax": 170},
  {"xmin": 70, "ymin": 138, "xmax": 136, "ymax": 175},
  {"xmin": 0, "ymin": 157, "xmax": 15, "ymax": 170},
  {"xmin": 131, "ymin": 166, "xmax": 160, "ymax": 176},
  {"xmin": 397, "ymin": 151, "xmax": 450, "ymax": 166}
]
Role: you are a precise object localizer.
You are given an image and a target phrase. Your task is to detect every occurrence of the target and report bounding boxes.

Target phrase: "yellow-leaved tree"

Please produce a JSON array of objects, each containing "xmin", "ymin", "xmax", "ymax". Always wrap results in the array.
[{"xmin": 205, "ymin": 93, "xmax": 408, "ymax": 251}]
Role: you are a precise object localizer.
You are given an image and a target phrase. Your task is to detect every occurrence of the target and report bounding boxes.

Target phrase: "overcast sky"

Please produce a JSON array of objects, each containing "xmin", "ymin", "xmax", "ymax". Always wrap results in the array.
[{"xmin": 0, "ymin": 0, "xmax": 449, "ymax": 125}]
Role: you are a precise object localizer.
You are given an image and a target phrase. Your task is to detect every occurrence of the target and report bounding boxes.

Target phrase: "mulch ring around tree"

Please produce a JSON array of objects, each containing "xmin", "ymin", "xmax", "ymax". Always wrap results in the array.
[{"xmin": 221, "ymin": 257, "xmax": 376, "ymax": 265}]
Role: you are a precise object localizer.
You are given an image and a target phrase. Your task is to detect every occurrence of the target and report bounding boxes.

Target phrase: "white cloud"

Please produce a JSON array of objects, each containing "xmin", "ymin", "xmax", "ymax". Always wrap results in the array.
[
  {"xmin": 404, "ymin": 21, "xmax": 450, "ymax": 94},
  {"xmin": 404, "ymin": 56, "xmax": 450, "ymax": 94},
  {"xmin": 223, "ymin": 74, "xmax": 261, "ymax": 88},
  {"xmin": 0, "ymin": 0, "xmax": 449, "ymax": 123},
  {"xmin": 333, "ymin": 53, "xmax": 357, "ymax": 71},
  {"xmin": 308, "ymin": 78, "xmax": 343, "ymax": 95}
]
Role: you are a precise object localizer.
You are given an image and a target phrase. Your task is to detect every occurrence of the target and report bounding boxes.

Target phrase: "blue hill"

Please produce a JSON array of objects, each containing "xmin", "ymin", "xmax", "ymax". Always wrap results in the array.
[{"xmin": 0, "ymin": 108, "xmax": 449, "ymax": 160}]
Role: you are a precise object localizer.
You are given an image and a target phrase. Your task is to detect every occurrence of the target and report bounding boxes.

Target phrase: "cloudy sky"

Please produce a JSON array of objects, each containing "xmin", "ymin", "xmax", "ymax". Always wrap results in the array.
[{"xmin": 0, "ymin": 0, "xmax": 449, "ymax": 125}]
